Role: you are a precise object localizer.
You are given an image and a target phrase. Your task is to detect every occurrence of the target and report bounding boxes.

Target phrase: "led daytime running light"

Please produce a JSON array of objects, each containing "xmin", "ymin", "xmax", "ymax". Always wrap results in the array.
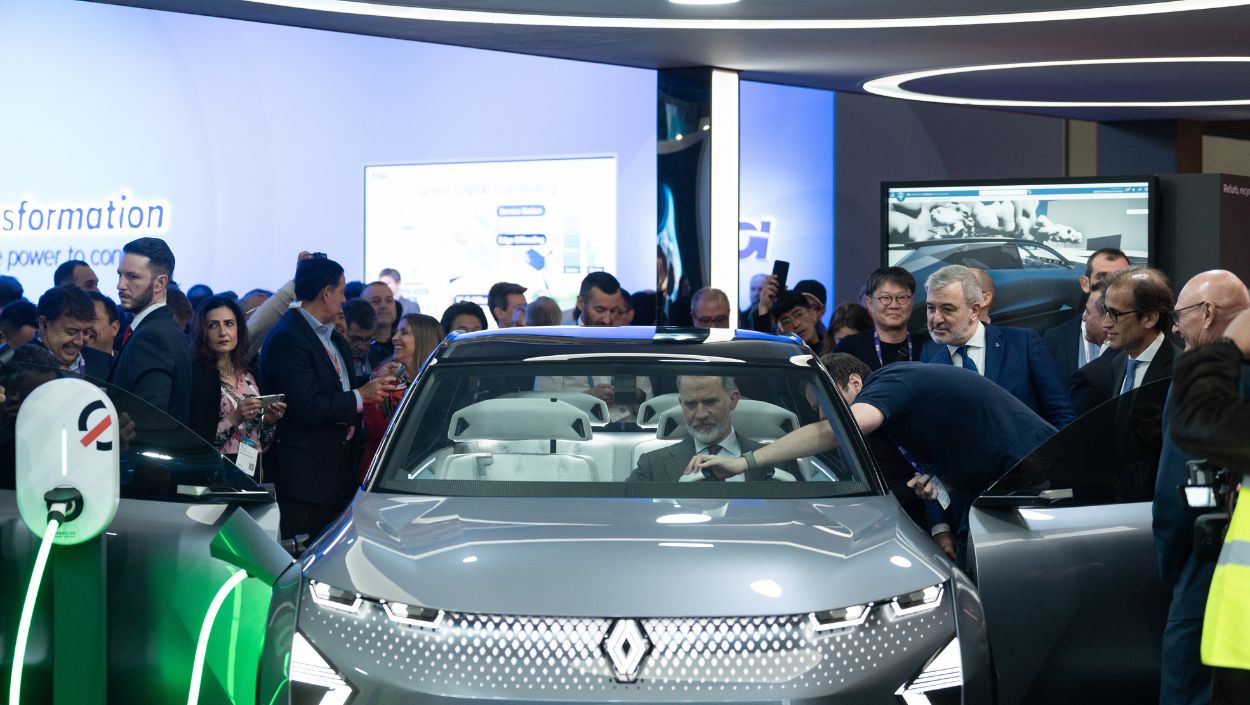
[
  {"xmin": 891, "ymin": 585, "xmax": 944, "ymax": 617},
  {"xmin": 810, "ymin": 602, "xmax": 874, "ymax": 632},
  {"xmin": 382, "ymin": 600, "xmax": 444, "ymax": 628},
  {"xmin": 309, "ymin": 580, "xmax": 363, "ymax": 613}
]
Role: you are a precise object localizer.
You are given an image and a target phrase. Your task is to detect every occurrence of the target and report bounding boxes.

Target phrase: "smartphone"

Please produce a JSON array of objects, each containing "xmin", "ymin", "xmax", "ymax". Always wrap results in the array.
[
  {"xmin": 255, "ymin": 394, "xmax": 285, "ymax": 407},
  {"xmin": 771, "ymin": 259, "xmax": 790, "ymax": 291}
]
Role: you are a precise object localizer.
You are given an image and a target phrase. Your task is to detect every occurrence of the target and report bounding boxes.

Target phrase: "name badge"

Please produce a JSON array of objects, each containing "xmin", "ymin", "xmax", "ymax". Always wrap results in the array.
[{"xmin": 235, "ymin": 439, "xmax": 260, "ymax": 477}]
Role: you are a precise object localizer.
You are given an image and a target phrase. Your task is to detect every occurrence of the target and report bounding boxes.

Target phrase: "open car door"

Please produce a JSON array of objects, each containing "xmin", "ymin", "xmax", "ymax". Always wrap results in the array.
[{"xmin": 968, "ymin": 378, "xmax": 1173, "ymax": 705}]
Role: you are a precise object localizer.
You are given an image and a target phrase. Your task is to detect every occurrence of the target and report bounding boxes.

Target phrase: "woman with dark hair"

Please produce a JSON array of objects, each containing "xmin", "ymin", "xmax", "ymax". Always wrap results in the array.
[
  {"xmin": 359, "ymin": 313, "xmax": 443, "ymax": 477},
  {"xmin": 830, "ymin": 302, "xmax": 873, "ymax": 344},
  {"xmin": 189, "ymin": 295, "xmax": 286, "ymax": 469}
]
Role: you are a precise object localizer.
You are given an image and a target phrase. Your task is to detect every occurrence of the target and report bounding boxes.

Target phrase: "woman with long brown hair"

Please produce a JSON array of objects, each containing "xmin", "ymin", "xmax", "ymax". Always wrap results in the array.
[{"xmin": 358, "ymin": 313, "xmax": 443, "ymax": 476}]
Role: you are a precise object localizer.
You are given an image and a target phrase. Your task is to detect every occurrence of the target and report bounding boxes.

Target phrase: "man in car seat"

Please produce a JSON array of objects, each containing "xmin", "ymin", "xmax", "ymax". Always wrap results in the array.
[{"xmin": 628, "ymin": 375, "xmax": 797, "ymax": 482}]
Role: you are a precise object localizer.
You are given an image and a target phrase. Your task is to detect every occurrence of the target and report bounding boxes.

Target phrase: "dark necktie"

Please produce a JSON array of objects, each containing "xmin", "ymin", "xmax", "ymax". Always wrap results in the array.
[
  {"xmin": 705, "ymin": 444, "xmax": 722, "ymax": 457},
  {"xmin": 956, "ymin": 345, "xmax": 978, "ymax": 373},
  {"xmin": 701, "ymin": 444, "xmax": 724, "ymax": 480},
  {"xmin": 120, "ymin": 323, "xmax": 134, "ymax": 347}
]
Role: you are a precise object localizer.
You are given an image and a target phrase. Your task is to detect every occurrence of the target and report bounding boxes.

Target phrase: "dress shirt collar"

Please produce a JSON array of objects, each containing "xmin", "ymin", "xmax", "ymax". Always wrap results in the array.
[
  {"xmin": 947, "ymin": 321, "xmax": 985, "ymax": 355},
  {"xmin": 1129, "ymin": 329, "xmax": 1165, "ymax": 363},
  {"xmin": 695, "ymin": 428, "xmax": 742, "ymax": 457},
  {"xmin": 130, "ymin": 301, "xmax": 167, "ymax": 330},
  {"xmin": 297, "ymin": 304, "xmax": 335, "ymax": 340}
]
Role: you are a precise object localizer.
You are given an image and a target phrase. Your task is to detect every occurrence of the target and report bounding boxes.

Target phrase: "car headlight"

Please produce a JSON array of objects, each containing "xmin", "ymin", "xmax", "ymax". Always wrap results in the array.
[
  {"xmin": 308, "ymin": 580, "xmax": 362, "ymax": 613},
  {"xmin": 290, "ymin": 631, "xmax": 356, "ymax": 705},
  {"xmin": 810, "ymin": 583, "xmax": 945, "ymax": 634},
  {"xmin": 381, "ymin": 600, "xmax": 444, "ymax": 628},
  {"xmin": 895, "ymin": 637, "xmax": 961, "ymax": 705}
]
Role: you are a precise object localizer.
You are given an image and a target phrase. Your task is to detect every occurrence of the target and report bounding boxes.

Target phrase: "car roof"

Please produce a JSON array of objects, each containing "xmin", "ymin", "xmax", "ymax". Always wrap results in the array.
[{"xmin": 434, "ymin": 326, "xmax": 812, "ymax": 365}]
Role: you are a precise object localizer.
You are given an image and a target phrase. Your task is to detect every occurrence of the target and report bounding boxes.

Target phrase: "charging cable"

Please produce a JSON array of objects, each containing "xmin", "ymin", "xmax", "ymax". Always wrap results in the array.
[
  {"xmin": 186, "ymin": 569, "xmax": 249, "ymax": 705},
  {"xmin": 8, "ymin": 491, "xmax": 80, "ymax": 705}
]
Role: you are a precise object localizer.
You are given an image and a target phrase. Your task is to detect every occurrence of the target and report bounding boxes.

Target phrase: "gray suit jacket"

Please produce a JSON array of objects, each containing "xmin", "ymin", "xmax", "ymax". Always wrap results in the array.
[{"xmin": 628, "ymin": 434, "xmax": 799, "ymax": 482}]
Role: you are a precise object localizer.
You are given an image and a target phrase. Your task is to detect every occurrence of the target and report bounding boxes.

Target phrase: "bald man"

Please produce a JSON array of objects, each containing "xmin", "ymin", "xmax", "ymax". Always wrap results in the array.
[
  {"xmin": 969, "ymin": 268, "xmax": 995, "ymax": 323},
  {"xmin": 1153, "ymin": 269, "xmax": 1250, "ymax": 705}
]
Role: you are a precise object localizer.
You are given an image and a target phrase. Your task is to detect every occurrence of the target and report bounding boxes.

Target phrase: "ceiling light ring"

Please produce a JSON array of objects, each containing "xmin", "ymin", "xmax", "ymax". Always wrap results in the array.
[
  {"xmin": 241, "ymin": 0, "xmax": 1250, "ymax": 30},
  {"xmin": 862, "ymin": 56, "xmax": 1250, "ymax": 108}
]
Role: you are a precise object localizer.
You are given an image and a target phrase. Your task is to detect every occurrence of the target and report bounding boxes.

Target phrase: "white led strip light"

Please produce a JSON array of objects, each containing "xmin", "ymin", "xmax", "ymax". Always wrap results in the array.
[
  {"xmin": 864, "ymin": 56, "xmax": 1250, "ymax": 108},
  {"xmin": 240, "ymin": 0, "xmax": 1250, "ymax": 29}
]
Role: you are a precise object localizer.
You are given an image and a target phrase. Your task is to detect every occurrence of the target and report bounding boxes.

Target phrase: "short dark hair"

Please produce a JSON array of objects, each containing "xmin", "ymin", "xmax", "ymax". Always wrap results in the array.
[
  {"xmin": 342, "ymin": 298, "xmax": 377, "ymax": 330},
  {"xmin": 1084, "ymin": 248, "xmax": 1130, "ymax": 279},
  {"xmin": 379, "ymin": 268, "xmax": 401, "ymax": 282},
  {"xmin": 0, "ymin": 276, "xmax": 24, "ymax": 307},
  {"xmin": 440, "ymin": 301, "xmax": 488, "ymax": 335},
  {"xmin": 122, "ymin": 237, "xmax": 176, "ymax": 279},
  {"xmin": 820, "ymin": 352, "xmax": 872, "ymax": 388},
  {"xmin": 190, "ymin": 295, "xmax": 250, "ymax": 374},
  {"xmin": 37, "ymin": 284, "xmax": 96, "ymax": 324},
  {"xmin": 53, "ymin": 260, "xmax": 91, "ymax": 287},
  {"xmin": 865, "ymin": 267, "xmax": 916, "ymax": 297},
  {"xmin": 186, "ymin": 284, "xmax": 214, "ymax": 309},
  {"xmin": 1104, "ymin": 266, "xmax": 1174, "ymax": 332},
  {"xmin": 88, "ymin": 291, "xmax": 119, "ymax": 324},
  {"xmin": 0, "ymin": 300, "xmax": 37, "ymax": 338},
  {"xmin": 579, "ymin": 271, "xmax": 621, "ymax": 301},
  {"xmin": 294, "ymin": 257, "xmax": 345, "ymax": 302},
  {"xmin": 166, "ymin": 287, "xmax": 193, "ymax": 325},
  {"xmin": 487, "ymin": 282, "xmax": 527, "ymax": 320},
  {"xmin": 630, "ymin": 290, "xmax": 657, "ymax": 326},
  {"xmin": 344, "ymin": 280, "xmax": 365, "ymax": 300},
  {"xmin": 770, "ymin": 290, "xmax": 813, "ymax": 319},
  {"xmin": 830, "ymin": 303, "xmax": 872, "ymax": 333}
]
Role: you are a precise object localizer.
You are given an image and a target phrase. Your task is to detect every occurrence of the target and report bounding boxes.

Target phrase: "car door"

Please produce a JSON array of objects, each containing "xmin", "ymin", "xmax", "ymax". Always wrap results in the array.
[
  {"xmin": 968, "ymin": 378, "xmax": 1173, "ymax": 705},
  {"xmin": 0, "ymin": 363, "xmax": 279, "ymax": 705}
]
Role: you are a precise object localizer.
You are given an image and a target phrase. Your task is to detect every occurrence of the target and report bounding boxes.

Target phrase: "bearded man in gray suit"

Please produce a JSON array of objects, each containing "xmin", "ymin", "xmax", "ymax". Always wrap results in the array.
[{"xmin": 629, "ymin": 375, "xmax": 797, "ymax": 482}]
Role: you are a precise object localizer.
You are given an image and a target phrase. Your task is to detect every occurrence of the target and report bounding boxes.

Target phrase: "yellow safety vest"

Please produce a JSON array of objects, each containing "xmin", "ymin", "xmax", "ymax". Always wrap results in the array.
[{"xmin": 1203, "ymin": 478, "xmax": 1250, "ymax": 669}]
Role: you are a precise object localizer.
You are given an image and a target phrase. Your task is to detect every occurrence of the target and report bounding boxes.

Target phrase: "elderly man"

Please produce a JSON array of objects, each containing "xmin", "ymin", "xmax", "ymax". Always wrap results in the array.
[
  {"xmin": 629, "ymin": 375, "xmax": 795, "ymax": 482},
  {"xmin": 691, "ymin": 287, "xmax": 732, "ymax": 329},
  {"xmin": 921, "ymin": 264, "xmax": 1075, "ymax": 428},
  {"xmin": 1044, "ymin": 248, "xmax": 1131, "ymax": 383},
  {"xmin": 835, "ymin": 267, "xmax": 928, "ymax": 370},
  {"xmin": 1153, "ymin": 270, "xmax": 1250, "ymax": 705}
]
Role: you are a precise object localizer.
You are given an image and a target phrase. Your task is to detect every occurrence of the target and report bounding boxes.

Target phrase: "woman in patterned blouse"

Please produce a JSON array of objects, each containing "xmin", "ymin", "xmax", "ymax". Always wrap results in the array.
[{"xmin": 188, "ymin": 295, "xmax": 286, "ymax": 466}]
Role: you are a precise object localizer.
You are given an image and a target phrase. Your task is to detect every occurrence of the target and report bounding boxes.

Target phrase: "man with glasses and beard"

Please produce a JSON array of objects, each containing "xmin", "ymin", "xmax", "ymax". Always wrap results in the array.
[
  {"xmin": 629, "ymin": 375, "xmax": 797, "ymax": 482},
  {"xmin": 835, "ymin": 267, "xmax": 929, "ymax": 371},
  {"xmin": 111, "ymin": 237, "xmax": 193, "ymax": 424}
]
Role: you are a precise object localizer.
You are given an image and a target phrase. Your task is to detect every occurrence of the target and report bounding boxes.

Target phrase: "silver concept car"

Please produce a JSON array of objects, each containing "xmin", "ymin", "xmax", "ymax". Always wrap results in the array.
[{"xmin": 253, "ymin": 326, "xmax": 1170, "ymax": 705}]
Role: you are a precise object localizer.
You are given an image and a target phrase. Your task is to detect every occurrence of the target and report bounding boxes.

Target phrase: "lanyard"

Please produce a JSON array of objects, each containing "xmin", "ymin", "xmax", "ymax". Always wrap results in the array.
[{"xmin": 873, "ymin": 331, "xmax": 912, "ymax": 367}]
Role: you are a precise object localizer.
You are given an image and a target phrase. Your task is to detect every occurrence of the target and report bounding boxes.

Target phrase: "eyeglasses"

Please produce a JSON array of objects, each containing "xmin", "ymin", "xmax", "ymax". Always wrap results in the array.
[
  {"xmin": 1099, "ymin": 303, "xmax": 1142, "ymax": 324},
  {"xmin": 777, "ymin": 308, "xmax": 811, "ymax": 330},
  {"xmin": 695, "ymin": 316, "xmax": 730, "ymax": 327},
  {"xmin": 874, "ymin": 294, "xmax": 913, "ymax": 307},
  {"xmin": 1173, "ymin": 301, "xmax": 1209, "ymax": 319}
]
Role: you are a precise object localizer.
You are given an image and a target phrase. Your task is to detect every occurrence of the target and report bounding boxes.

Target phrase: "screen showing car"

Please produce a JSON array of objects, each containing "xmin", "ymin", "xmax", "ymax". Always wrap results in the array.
[{"xmin": 371, "ymin": 362, "xmax": 873, "ymax": 497}]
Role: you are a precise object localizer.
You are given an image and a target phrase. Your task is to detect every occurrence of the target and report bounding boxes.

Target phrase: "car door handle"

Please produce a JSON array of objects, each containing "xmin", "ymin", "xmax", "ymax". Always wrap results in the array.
[{"xmin": 976, "ymin": 487, "xmax": 1074, "ymax": 508}]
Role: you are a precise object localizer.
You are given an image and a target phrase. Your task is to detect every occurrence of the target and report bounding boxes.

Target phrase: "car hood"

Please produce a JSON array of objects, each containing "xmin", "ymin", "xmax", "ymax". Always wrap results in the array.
[{"xmin": 301, "ymin": 493, "xmax": 949, "ymax": 618}]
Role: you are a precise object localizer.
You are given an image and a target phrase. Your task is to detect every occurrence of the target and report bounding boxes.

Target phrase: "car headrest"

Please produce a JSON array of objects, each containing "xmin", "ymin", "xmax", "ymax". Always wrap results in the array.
[
  {"xmin": 448, "ymin": 398, "xmax": 593, "ymax": 442},
  {"xmin": 654, "ymin": 399, "xmax": 800, "ymax": 441},
  {"xmin": 636, "ymin": 393, "xmax": 679, "ymax": 428},
  {"xmin": 498, "ymin": 391, "xmax": 611, "ymax": 426}
]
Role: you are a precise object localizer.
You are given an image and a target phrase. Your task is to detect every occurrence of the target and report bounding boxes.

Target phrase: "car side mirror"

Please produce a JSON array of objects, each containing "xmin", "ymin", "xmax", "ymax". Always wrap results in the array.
[
  {"xmin": 976, "ymin": 488, "xmax": 1074, "ymax": 509},
  {"xmin": 210, "ymin": 507, "xmax": 294, "ymax": 587}
]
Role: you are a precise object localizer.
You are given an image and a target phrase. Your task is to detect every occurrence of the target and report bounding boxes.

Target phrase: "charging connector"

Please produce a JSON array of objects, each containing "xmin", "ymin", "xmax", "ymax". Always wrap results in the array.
[{"xmin": 44, "ymin": 487, "xmax": 84, "ymax": 524}]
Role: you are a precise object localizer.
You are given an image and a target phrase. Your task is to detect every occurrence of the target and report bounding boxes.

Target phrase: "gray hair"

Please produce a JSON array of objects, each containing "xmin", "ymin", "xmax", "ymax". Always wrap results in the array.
[
  {"xmin": 690, "ymin": 287, "xmax": 731, "ymax": 314},
  {"xmin": 925, "ymin": 265, "xmax": 983, "ymax": 307},
  {"xmin": 525, "ymin": 296, "xmax": 563, "ymax": 326},
  {"xmin": 676, "ymin": 375, "xmax": 736, "ymax": 396}
]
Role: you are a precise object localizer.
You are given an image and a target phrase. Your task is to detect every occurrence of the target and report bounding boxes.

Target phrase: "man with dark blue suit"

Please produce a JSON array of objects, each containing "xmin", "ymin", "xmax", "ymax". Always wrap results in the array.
[
  {"xmin": 260, "ymin": 256, "xmax": 397, "ymax": 540},
  {"xmin": 111, "ymin": 237, "xmax": 192, "ymax": 424},
  {"xmin": 1154, "ymin": 270, "xmax": 1250, "ymax": 705},
  {"xmin": 920, "ymin": 264, "xmax": 1076, "ymax": 428}
]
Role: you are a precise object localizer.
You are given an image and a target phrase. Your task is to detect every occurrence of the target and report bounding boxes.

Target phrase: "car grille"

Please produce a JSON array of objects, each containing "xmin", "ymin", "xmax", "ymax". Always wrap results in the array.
[{"xmin": 299, "ymin": 598, "xmax": 953, "ymax": 699}]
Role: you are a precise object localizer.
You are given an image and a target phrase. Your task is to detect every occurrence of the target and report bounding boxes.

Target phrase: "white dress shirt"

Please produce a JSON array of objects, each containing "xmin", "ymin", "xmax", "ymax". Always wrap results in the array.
[
  {"xmin": 947, "ymin": 322, "xmax": 987, "ymax": 375},
  {"xmin": 695, "ymin": 429, "xmax": 744, "ymax": 482},
  {"xmin": 1123, "ymin": 330, "xmax": 1165, "ymax": 392},
  {"xmin": 129, "ymin": 300, "xmax": 167, "ymax": 330},
  {"xmin": 1078, "ymin": 320, "xmax": 1102, "ymax": 368}
]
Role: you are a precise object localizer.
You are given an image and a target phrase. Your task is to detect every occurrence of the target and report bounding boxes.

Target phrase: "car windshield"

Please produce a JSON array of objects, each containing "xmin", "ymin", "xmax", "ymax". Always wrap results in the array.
[
  {"xmin": 0, "ymin": 359, "xmax": 266, "ymax": 502},
  {"xmin": 371, "ymin": 360, "xmax": 875, "ymax": 498}
]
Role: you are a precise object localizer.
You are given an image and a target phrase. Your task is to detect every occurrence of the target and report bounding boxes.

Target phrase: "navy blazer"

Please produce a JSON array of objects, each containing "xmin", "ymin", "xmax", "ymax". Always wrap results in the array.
[
  {"xmin": 110, "ymin": 306, "xmax": 192, "ymax": 425},
  {"xmin": 922, "ymin": 323, "xmax": 1076, "ymax": 428},
  {"xmin": 1070, "ymin": 336, "xmax": 1178, "ymax": 416},
  {"xmin": 1042, "ymin": 315, "xmax": 1083, "ymax": 387},
  {"xmin": 259, "ymin": 308, "xmax": 361, "ymax": 504}
]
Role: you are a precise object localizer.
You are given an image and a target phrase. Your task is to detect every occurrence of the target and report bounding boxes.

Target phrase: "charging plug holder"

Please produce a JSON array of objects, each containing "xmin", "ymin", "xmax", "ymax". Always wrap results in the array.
[{"xmin": 15, "ymin": 378, "xmax": 120, "ymax": 545}]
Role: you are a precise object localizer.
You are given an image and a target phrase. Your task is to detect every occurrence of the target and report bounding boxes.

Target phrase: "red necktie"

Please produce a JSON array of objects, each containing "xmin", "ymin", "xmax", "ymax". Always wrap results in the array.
[{"xmin": 121, "ymin": 324, "xmax": 133, "ymax": 347}]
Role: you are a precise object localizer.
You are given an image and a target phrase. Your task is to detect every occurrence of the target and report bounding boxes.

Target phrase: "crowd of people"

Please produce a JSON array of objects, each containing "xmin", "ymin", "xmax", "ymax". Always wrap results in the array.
[{"xmin": 0, "ymin": 235, "xmax": 1245, "ymax": 702}]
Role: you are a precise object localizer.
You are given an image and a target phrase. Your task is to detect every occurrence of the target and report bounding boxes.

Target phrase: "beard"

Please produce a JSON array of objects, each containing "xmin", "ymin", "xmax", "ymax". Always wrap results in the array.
[
  {"xmin": 689, "ymin": 420, "xmax": 729, "ymax": 446},
  {"xmin": 125, "ymin": 280, "xmax": 156, "ymax": 312}
]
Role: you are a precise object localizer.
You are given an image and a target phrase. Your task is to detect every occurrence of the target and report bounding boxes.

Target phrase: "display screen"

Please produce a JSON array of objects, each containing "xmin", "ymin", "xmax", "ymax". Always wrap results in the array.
[
  {"xmin": 881, "ymin": 177, "xmax": 1155, "ymax": 331},
  {"xmin": 884, "ymin": 178, "xmax": 1153, "ymax": 265},
  {"xmin": 364, "ymin": 157, "xmax": 617, "ymax": 315}
]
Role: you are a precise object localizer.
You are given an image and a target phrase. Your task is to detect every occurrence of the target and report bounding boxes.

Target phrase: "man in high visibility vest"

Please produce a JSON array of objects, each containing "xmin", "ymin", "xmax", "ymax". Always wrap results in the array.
[{"xmin": 1172, "ymin": 308, "xmax": 1250, "ymax": 703}]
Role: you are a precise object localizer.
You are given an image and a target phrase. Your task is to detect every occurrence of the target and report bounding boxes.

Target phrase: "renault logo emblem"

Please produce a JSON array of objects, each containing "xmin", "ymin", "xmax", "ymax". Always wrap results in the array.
[{"xmin": 602, "ymin": 619, "xmax": 651, "ymax": 683}]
